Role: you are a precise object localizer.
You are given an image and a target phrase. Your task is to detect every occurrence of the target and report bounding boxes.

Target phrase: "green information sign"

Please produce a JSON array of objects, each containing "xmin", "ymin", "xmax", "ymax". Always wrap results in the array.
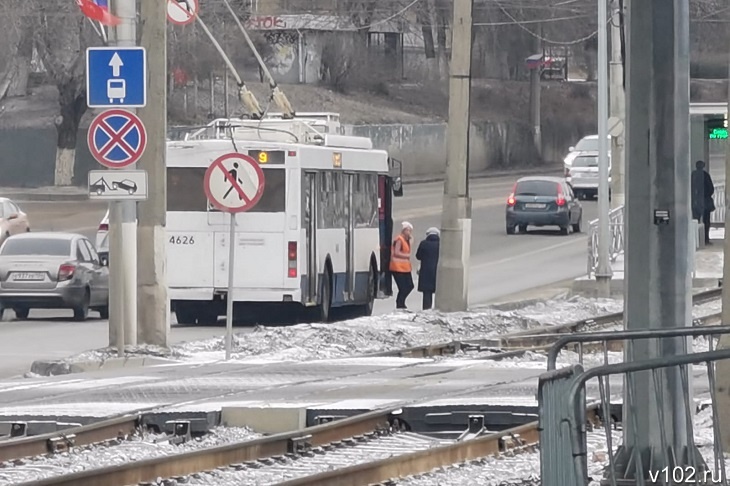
[{"xmin": 709, "ymin": 127, "xmax": 728, "ymax": 140}]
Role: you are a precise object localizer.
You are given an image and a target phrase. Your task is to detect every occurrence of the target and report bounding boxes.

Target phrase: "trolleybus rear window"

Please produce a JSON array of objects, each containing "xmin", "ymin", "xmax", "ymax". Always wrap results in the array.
[{"xmin": 167, "ymin": 167, "xmax": 286, "ymax": 212}]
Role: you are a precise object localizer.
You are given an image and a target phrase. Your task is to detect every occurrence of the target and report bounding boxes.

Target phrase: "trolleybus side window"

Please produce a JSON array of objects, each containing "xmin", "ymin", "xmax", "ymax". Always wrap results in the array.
[
  {"xmin": 354, "ymin": 173, "xmax": 378, "ymax": 228},
  {"xmin": 166, "ymin": 167, "xmax": 286, "ymax": 213}
]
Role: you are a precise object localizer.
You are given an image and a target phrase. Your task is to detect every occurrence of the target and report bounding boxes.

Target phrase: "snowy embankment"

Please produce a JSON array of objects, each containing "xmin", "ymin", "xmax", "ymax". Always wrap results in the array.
[
  {"xmin": 59, "ymin": 296, "xmax": 623, "ymax": 366},
  {"xmin": 47, "ymin": 292, "xmax": 721, "ymax": 368}
]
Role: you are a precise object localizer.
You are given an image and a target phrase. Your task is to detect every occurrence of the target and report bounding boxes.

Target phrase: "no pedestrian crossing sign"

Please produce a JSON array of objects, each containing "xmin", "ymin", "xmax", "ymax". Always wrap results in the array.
[{"xmin": 203, "ymin": 153, "xmax": 265, "ymax": 213}]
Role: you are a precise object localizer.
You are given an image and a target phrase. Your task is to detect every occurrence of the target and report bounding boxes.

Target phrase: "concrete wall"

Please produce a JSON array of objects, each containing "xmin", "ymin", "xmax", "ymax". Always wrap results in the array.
[
  {"xmin": 0, "ymin": 121, "xmax": 581, "ymax": 187},
  {"xmin": 0, "ymin": 128, "xmax": 96, "ymax": 187},
  {"xmin": 346, "ymin": 121, "xmax": 581, "ymax": 178}
]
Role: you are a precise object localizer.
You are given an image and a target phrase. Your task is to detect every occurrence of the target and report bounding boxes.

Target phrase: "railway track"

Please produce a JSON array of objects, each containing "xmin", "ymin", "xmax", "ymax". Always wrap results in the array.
[{"xmin": 12, "ymin": 403, "xmax": 602, "ymax": 486}]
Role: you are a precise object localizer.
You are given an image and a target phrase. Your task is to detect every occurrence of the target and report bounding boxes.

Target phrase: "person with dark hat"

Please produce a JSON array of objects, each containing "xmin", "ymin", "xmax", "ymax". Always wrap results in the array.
[{"xmin": 415, "ymin": 227, "xmax": 440, "ymax": 310}]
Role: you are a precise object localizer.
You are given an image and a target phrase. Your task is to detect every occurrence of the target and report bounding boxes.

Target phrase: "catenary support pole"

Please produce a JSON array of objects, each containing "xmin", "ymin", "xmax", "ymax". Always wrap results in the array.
[
  {"xmin": 434, "ymin": 0, "xmax": 473, "ymax": 313},
  {"xmin": 529, "ymin": 64, "xmax": 541, "ymax": 157},
  {"xmin": 137, "ymin": 0, "xmax": 169, "ymax": 346},
  {"xmin": 225, "ymin": 214, "xmax": 236, "ymax": 360},
  {"xmin": 714, "ymin": 51, "xmax": 730, "ymax": 452},
  {"xmin": 609, "ymin": 0, "xmax": 625, "ymax": 209},
  {"xmin": 111, "ymin": 0, "xmax": 137, "ymax": 347},
  {"xmin": 607, "ymin": 0, "xmax": 699, "ymax": 480},
  {"xmin": 108, "ymin": 202, "xmax": 124, "ymax": 357},
  {"xmin": 596, "ymin": 0, "xmax": 612, "ymax": 297}
]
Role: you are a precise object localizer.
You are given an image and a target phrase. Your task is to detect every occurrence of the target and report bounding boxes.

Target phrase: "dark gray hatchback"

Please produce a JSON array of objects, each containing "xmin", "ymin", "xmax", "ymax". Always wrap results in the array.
[{"xmin": 505, "ymin": 176, "xmax": 583, "ymax": 235}]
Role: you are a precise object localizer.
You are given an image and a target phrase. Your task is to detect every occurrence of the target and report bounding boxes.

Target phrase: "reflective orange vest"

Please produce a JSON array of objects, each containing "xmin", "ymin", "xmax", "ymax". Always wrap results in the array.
[{"xmin": 389, "ymin": 234, "xmax": 412, "ymax": 273}]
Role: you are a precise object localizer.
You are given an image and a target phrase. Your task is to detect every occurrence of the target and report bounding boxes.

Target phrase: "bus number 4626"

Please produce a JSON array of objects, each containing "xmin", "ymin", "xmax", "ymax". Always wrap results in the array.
[{"xmin": 170, "ymin": 236, "xmax": 195, "ymax": 245}]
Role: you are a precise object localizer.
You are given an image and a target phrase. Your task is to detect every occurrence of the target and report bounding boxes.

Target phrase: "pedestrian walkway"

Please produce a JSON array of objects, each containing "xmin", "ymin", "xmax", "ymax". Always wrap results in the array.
[{"xmin": 574, "ymin": 227, "xmax": 723, "ymax": 295}]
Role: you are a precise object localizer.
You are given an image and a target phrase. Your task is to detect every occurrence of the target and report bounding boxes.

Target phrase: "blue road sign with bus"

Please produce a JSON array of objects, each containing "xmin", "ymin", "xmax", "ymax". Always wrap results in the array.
[{"xmin": 86, "ymin": 47, "xmax": 147, "ymax": 108}]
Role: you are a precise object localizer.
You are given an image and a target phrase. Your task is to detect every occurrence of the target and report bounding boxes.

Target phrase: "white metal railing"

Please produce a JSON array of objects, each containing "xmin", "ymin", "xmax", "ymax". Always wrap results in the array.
[
  {"xmin": 587, "ymin": 205, "xmax": 624, "ymax": 278},
  {"xmin": 587, "ymin": 184, "xmax": 726, "ymax": 277},
  {"xmin": 712, "ymin": 182, "xmax": 725, "ymax": 225}
]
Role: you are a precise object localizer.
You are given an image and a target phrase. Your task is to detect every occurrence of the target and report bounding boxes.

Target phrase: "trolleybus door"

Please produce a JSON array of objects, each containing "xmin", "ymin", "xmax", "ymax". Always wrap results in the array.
[
  {"xmin": 344, "ymin": 173, "xmax": 355, "ymax": 300},
  {"xmin": 304, "ymin": 172, "xmax": 318, "ymax": 303}
]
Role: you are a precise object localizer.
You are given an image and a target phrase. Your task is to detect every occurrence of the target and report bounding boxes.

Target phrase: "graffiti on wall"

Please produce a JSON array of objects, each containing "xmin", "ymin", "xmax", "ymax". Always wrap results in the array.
[
  {"xmin": 246, "ymin": 16, "xmax": 287, "ymax": 30},
  {"xmin": 263, "ymin": 31, "xmax": 299, "ymax": 77}
]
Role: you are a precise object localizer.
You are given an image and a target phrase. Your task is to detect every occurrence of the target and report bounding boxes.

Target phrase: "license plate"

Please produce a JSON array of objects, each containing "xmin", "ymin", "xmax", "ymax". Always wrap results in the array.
[
  {"xmin": 11, "ymin": 272, "xmax": 45, "ymax": 281},
  {"xmin": 524, "ymin": 203, "xmax": 546, "ymax": 209}
]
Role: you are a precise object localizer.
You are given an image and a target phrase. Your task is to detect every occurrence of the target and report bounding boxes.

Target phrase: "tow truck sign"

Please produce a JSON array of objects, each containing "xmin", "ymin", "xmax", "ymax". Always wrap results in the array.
[{"xmin": 88, "ymin": 169, "xmax": 148, "ymax": 200}]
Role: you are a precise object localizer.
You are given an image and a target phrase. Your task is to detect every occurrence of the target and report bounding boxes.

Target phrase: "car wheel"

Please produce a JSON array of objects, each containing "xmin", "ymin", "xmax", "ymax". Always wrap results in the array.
[
  {"xmin": 518, "ymin": 224, "xmax": 528, "ymax": 233},
  {"xmin": 572, "ymin": 216, "xmax": 582, "ymax": 233},
  {"xmin": 98, "ymin": 306, "xmax": 109, "ymax": 319},
  {"xmin": 73, "ymin": 290, "xmax": 90, "ymax": 321},
  {"xmin": 506, "ymin": 224, "xmax": 516, "ymax": 235},
  {"xmin": 13, "ymin": 307, "xmax": 29, "ymax": 320},
  {"xmin": 560, "ymin": 225, "xmax": 570, "ymax": 236}
]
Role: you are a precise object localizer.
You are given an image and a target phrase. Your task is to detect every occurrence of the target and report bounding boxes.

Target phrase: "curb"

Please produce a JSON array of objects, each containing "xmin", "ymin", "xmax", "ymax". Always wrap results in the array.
[
  {"xmin": 0, "ymin": 191, "xmax": 89, "ymax": 203},
  {"xmin": 30, "ymin": 356, "xmax": 178, "ymax": 377},
  {"xmin": 403, "ymin": 165, "xmax": 563, "ymax": 185}
]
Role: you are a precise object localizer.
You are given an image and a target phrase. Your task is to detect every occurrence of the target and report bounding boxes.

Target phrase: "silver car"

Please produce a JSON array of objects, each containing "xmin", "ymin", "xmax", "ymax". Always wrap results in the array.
[{"xmin": 0, "ymin": 232, "xmax": 109, "ymax": 320}]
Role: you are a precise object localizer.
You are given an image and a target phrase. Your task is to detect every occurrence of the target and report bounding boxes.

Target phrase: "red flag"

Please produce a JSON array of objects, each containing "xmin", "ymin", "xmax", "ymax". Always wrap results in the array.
[{"xmin": 75, "ymin": 0, "xmax": 121, "ymax": 26}]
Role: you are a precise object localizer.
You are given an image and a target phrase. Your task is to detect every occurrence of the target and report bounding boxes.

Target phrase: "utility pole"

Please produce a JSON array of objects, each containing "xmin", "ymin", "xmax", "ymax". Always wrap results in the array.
[
  {"xmin": 608, "ymin": 0, "xmax": 700, "ymax": 481},
  {"xmin": 109, "ymin": 0, "xmax": 137, "ymax": 350},
  {"xmin": 529, "ymin": 28, "xmax": 542, "ymax": 157},
  {"xmin": 609, "ymin": 0, "xmax": 625, "ymax": 209},
  {"xmin": 713, "ymin": 51, "xmax": 730, "ymax": 451},
  {"xmin": 434, "ymin": 0, "xmax": 473, "ymax": 313},
  {"xmin": 595, "ymin": 0, "xmax": 612, "ymax": 297},
  {"xmin": 136, "ymin": 0, "xmax": 169, "ymax": 346}
]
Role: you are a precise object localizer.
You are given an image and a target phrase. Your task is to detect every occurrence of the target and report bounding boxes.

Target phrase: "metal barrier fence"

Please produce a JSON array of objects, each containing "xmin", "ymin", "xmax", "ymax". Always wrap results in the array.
[
  {"xmin": 713, "ymin": 182, "xmax": 726, "ymax": 225},
  {"xmin": 587, "ymin": 205, "xmax": 624, "ymax": 278},
  {"xmin": 539, "ymin": 327, "xmax": 730, "ymax": 486},
  {"xmin": 587, "ymin": 185, "xmax": 725, "ymax": 277}
]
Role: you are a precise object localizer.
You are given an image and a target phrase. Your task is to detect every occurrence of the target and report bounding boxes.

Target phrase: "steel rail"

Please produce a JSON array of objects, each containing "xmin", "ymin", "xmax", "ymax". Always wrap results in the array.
[
  {"xmin": 0, "ymin": 412, "xmax": 142, "ymax": 463},
  {"xmin": 17, "ymin": 406, "xmax": 397, "ymax": 486},
  {"xmin": 271, "ymin": 406, "xmax": 601, "ymax": 486}
]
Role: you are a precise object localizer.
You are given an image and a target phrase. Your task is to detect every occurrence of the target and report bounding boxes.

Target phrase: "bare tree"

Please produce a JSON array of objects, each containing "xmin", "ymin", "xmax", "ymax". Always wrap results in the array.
[
  {"xmin": 28, "ymin": 2, "xmax": 96, "ymax": 186},
  {"xmin": 0, "ymin": 0, "xmax": 32, "ymax": 100}
]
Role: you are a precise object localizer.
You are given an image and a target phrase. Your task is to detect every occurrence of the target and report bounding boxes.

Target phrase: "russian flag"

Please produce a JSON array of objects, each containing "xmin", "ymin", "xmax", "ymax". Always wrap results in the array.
[{"xmin": 75, "ymin": 0, "xmax": 120, "ymax": 26}]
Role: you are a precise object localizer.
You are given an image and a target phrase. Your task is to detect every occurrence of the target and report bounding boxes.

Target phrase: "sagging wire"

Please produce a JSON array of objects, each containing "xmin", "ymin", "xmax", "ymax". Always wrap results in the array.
[
  {"xmin": 220, "ymin": 0, "xmax": 295, "ymax": 119},
  {"xmin": 182, "ymin": 0, "xmax": 264, "ymax": 119}
]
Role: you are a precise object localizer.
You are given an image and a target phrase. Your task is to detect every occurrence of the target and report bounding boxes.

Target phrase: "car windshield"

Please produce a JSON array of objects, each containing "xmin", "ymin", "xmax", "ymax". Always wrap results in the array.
[
  {"xmin": 514, "ymin": 180, "xmax": 558, "ymax": 196},
  {"xmin": 1, "ymin": 238, "xmax": 71, "ymax": 256},
  {"xmin": 572, "ymin": 156, "xmax": 598, "ymax": 168},
  {"xmin": 575, "ymin": 138, "xmax": 598, "ymax": 151}
]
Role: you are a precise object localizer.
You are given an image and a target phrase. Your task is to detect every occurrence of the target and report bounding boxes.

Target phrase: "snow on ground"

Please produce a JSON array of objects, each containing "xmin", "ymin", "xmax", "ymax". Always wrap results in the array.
[
  {"xmin": 0, "ymin": 426, "xmax": 260, "ymax": 485},
  {"xmin": 58, "ymin": 295, "xmax": 624, "ymax": 366}
]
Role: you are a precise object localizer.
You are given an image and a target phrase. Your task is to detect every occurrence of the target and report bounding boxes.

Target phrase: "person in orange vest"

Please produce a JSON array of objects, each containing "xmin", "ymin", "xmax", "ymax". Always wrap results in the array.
[{"xmin": 390, "ymin": 221, "xmax": 414, "ymax": 309}]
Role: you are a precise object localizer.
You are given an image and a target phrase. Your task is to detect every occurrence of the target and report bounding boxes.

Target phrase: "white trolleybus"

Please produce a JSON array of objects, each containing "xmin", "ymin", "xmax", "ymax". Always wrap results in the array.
[{"xmin": 167, "ymin": 113, "xmax": 404, "ymax": 324}]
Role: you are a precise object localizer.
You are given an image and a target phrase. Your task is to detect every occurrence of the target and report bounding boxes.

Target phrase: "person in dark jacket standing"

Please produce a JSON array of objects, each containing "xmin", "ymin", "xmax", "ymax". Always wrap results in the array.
[
  {"xmin": 691, "ymin": 160, "xmax": 715, "ymax": 245},
  {"xmin": 415, "ymin": 227, "xmax": 440, "ymax": 310}
]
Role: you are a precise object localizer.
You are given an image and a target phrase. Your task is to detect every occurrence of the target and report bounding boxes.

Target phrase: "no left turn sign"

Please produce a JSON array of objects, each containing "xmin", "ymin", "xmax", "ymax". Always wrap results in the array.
[{"xmin": 204, "ymin": 153, "xmax": 266, "ymax": 213}]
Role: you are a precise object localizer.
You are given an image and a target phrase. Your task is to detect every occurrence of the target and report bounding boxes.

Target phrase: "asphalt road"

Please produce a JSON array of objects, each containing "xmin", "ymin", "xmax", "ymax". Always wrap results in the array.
[{"xmin": 0, "ymin": 176, "xmax": 595, "ymax": 377}]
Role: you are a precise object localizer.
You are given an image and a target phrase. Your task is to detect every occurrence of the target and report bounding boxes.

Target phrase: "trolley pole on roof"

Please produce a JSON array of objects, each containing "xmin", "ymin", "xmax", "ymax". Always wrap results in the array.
[
  {"xmin": 136, "ymin": 0, "xmax": 169, "ymax": 346},
  {"xmin": 434, "ymin": 0, "xmax": 473, "ymax": 312}
]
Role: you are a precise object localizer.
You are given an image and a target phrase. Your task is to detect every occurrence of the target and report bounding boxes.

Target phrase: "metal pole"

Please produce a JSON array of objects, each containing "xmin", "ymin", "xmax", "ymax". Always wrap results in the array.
[
  {"xmin": 596, "ymin": 0, "xmax": 612, "ymax": 297},
  {"xmin": 714, "ymin": 49, "xmax": 730, "ymax": 452},
  {"xmin": 434, "ymin": 0, "xmax": 473, "ymax": 312},
  {"xmin": 137, "ymin": 0, "xmax": 169, "ymax": 346},
  {"xmin": 609, "ymin": 0, "xmax": 695, "ymax": 479},
  {"xmin": 111, "ymin": 0, "xmax": 137, "ymax": 347},
  {"xmin": 529, "ymin": 68, "xmax": 541, "ymax": 157},
  {"xmin": 109, "ymin": 201, "xmax": 124, "ymax": 357},
  {"xmin": 609, "ymin": 0, "xmax": 626, "ymax": 209},
  {"xmin": 225, "ymin": 213, "xmax": 236, "ymax": 360}
]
